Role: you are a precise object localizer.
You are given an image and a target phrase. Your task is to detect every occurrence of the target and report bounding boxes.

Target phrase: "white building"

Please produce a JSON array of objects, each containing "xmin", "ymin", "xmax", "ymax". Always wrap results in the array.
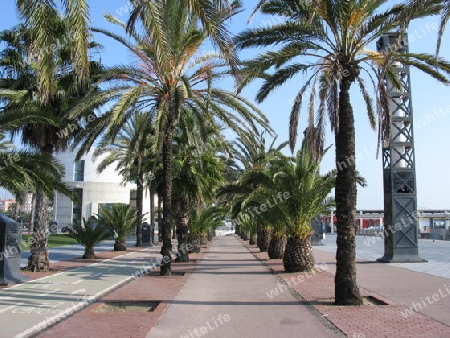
[{"xmin": 52, "ymin": 149, "xmax": 152, "ymax": 229}]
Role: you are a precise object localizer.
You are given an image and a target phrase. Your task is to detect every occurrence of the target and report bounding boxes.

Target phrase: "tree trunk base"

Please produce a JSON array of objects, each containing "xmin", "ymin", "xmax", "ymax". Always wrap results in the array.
[
  {"xmin": 114, "ymin": 241, "xmax": 127, "ymax": 251},
  {"xmin": 160, "ymin": 243, "xmax": 172, "ymax": 275},
  {"xmin": 249, "ymin": 232, "xmax": 256, "ymax": 245},
  {"xmin": 83, "ymin": 247, "xmax": 96, "ymax": 259},
  {"xmin": 187, "ymin": 234, "xmax": 202, "ymax": 253},
  {"xmin": 26, "ymin": 250, "xmax": 49, "ymax": 272},
  {"xmin": 283, "ymin": 237, "xmax": 315, "ymax": 272},
  {"xmin": 241, "ymin": 231, "xmax": 249, "ymax": 241},
  {"xmin": 176, "ymin": 228, "xmax": 190, "ymax": 262}
]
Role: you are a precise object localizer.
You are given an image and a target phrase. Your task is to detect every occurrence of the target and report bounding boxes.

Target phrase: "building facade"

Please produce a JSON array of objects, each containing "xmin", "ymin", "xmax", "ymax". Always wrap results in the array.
[{"xmin": 53, "ymin": 150, "xmax": 152, "ymax": 230}]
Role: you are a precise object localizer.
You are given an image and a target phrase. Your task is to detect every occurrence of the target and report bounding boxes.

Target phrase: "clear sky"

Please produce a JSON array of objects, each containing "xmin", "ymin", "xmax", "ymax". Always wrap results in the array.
[{"xmin": 1, "ymin": 0, "xmax": 449, "ymax": 210}]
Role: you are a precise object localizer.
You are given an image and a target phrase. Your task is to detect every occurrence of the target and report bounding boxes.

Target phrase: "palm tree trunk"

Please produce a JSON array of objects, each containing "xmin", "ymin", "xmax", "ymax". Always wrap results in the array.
[
  {"xmin": 158, "ymin": 194, "xmax": 162, "ymax": 242},
  {"xmin": 334, "ymin": 71, "xmax": 363, "ymax": 305},
  {"xmin": 187, "ymin": 234, "xmax": 202, "ymax": 253},
  {"xmin": 283, "ymin": 236, "xmax": 315, "ymax": 272},
  {"xmin": 135, "ymin": 170, "xmax": 144, "ymax": 247},
  {"xmin": 83, "ymin": 246, "xmax": 95, "ymax": 259},
  {"xmin": 29, "ymin": 191, "xmax": 36, "ymax": 234},
  {"xmin": 258, "ymin": 226, "xmax": 272, "ymax": 252},
  {"xmin": 150, "ymin": 183, "xmax": 155, "ymax": 244},
  {"xmin": 26, "ymin": 145, "xmax": 53, "ymax": 272},
  {"xmin": 160, "ymin": 116, "xmax": 175, "ymax": 276},
  {"xmin": 268, "ymin": 233, "xmax": 286, "ymax": 259},
  {"xmin": 249, "ymin": 231, "xmax": 256, "ymax": 245},
  {"xmin": 176, "ymin": 198, "xmax": 189, "ymax": 262},
  {"xmin": 26, "ymin": 187, "xmax": 50, "ymax": 271}
]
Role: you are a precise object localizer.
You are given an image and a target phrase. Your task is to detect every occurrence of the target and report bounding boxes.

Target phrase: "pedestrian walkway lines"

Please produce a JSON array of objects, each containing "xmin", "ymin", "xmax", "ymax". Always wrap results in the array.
[{"xmin": 0, "ymin": 249, "xmax": 159, "ymax": 338}]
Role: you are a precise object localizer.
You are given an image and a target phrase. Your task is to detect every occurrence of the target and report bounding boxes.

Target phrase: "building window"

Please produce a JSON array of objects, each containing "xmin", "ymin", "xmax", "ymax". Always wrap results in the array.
[
  {"xmin": 74, "ymin": 160, "xmax": 85, "ymax": 181},
  {"xmin": 72, "ymin": 188, "xmax": 83, "ymax": 224}
]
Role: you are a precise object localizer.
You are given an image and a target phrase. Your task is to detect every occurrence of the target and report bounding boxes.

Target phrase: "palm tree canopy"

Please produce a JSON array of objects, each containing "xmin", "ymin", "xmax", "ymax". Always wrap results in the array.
[
  {"xmin": 221, "ymin": 137, "xmax": 335, "ymax": 239},
  {"xmin": 126, "ymin": 0, "xmax": 242, "ymax": 77},
  {"xmin": 70, "ymin": 9, "xmax": 272, "ymax": 157},
  {"xmin": 15, "ymin": 0, "xmax": 91, "ymax": 102},
  {"xmin": 235, "ymin": 0, "xmax": 450, "ymax": 154},
  {"xmin": 0, "ymin": 23, "xmax": 101, "ymax": 152},
  {"xmin": 97, "ymin": 204, "xmax": 145, "ymax": 241},
  {"xmin": 0, "ymin": 147, "xmax": 72, "ymax": 199}
]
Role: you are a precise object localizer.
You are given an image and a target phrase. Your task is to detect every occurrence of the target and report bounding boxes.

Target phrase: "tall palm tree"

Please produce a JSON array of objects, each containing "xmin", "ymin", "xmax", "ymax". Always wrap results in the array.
[
  {"xmin": 69, "ymin": 5, "xmax": 272, "ymax": 275},
  {"xmin": 93, "ymin": 112, "xmax": 156, "ymax": 247},
  {"xmin": 236, "ymin": 0, "xmax": 450, "ymax": 304},
  {"xmin": 0, "ymin": 20, "xmax": 99, "ymax": 271}
]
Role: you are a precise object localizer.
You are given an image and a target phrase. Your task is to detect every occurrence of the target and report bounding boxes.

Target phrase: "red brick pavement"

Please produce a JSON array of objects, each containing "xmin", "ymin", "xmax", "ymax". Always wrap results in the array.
[{"xmin": 244, "ymin": 241, "xmax": 450, "ymax": 338}]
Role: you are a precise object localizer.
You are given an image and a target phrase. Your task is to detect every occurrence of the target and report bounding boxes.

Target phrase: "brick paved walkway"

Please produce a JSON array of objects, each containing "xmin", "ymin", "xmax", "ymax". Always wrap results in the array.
[{"xmin": 3, "ymin": 236, "xmax": 450, "ymax": 337}]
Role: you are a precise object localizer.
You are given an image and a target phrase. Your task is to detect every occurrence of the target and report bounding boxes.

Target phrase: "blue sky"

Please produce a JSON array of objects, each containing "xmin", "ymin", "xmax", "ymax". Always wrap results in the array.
[{"xmin": 1, "ymin": 0, "xmax": 449, "ymax": 210}]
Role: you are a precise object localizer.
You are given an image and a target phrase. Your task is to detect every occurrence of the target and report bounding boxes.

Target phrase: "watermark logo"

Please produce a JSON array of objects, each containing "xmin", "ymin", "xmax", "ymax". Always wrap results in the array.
[{"xmin": 180, "ymin": 314, "xmax": 231, "ymax": 338}]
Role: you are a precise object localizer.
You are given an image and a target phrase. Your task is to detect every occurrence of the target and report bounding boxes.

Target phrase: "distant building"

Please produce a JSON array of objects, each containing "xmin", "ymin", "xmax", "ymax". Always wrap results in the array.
[
  {"xmin": 0, "ymin": 198, "xmax": 15, "ymax": 212},
  {"xmin": 53, "ymin": 149, "xmax": 153, "ymax": 230}
]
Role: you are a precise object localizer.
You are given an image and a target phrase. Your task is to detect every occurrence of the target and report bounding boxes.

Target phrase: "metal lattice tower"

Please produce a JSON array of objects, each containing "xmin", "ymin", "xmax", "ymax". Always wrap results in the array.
[{"xmin": 376, "ymin": 32, "xmax": 426, "ymax": 263}]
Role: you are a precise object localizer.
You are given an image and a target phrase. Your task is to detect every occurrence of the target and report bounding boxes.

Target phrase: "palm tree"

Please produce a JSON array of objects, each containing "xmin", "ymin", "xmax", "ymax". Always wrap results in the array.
[
  {"xmin": 15, "ymin": 0, "xmax": 91, "ymax": 102},
  {"xmin": 188, "ymin": 205, "xmax": 226, "ymax": 253},
  {"xmin": 67, "ymin": 217, "xmax": 111, "ymax": 259},
  {"xmin": 0, "ymin": 20, "xmax": 100, "ymax": 271},
  {"xmin": 70, "ymin": 5, "xmax": 272, "ymax": 275},
  {"xmin": 405, "ymin": 0, "xmax": 449, "ymax": 55},
  {"xmin": 126, "ymin": 0, "xmax": 240, "ymax": 76},
  {"xmin": 435, "ymin": 0, "xmax": 449, "ymax": 55},
  {"xmin": 93, "ymin": 111, "xmax": 156, "ymax": 247},
  {"xmin": 236, "ymin": 0, "xmax": 450, "ymax": 305},
  {"xmin": 172, "ymin": 117, "xmax": 226, "ymax": 261},
  {"xmin": 229, "ymin": 131, "xmax": 287, "ymax": 251},
  {"xmin": 0, "ymin": 135, "xmax": 71, "ymax": 203},
  {"xmin": 97, "ymin": 204, "xmax": 145, "ymax": 251}
]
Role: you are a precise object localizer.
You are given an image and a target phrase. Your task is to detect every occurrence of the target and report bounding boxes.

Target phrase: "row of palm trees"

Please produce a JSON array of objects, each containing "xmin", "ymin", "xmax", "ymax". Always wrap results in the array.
[
  {"xmin": 219, "ymin": 137, "xmax": 336, "ymax": 271},
  {"xmin": 0, "ymin": 0, "xmax": 449, "ymax": 306}
]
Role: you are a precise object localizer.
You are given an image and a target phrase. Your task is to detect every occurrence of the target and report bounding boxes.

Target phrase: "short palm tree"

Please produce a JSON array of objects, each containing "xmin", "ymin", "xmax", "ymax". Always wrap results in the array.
[
  {"xmin": 231, "ymin": 137, "xmax": 335, "ymax": 271},
  {"xmin": 67, "ymin": 217, "xmax": 111, "ymax": 259},
  {"xmin": 97, "ymin": 204, "xmax": 145, "ymax": 251},
  {"xmin": 71, "ymin": 4, "xmax": 271, "ymax": 275},
  {"xmin": 236, "ymin": 0, "xmax": 450, "ymax": 305}
]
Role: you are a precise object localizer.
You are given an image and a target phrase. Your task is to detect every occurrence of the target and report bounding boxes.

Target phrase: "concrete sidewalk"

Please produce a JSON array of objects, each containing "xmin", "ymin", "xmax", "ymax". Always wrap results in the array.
[{"xmin": 147, "ymin": 237, "xmax": 340, "ymax": 338}]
